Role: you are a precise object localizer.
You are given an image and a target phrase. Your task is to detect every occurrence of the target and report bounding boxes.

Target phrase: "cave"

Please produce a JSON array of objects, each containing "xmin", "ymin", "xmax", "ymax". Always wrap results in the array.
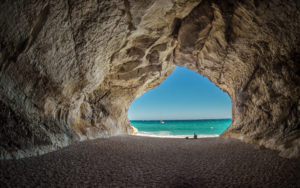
[
  {"xmin": 1, "ymin": 0, "xmax": 300, "ymax": 186},
  {"xmin": 0, "ymin": 0, "xmax": 299, "ymax": 163}
]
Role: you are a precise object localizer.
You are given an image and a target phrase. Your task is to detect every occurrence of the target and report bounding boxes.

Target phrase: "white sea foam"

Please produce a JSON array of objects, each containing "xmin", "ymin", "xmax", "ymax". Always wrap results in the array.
[{"xmin": 135, "ymin": 132, "xmax": 219, "ymax": 138}]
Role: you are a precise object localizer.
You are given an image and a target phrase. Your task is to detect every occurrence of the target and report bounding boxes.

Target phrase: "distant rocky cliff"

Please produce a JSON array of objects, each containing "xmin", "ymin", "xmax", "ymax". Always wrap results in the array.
[{"xmin": 0, "ymin": 0, "xmax": 299, "ymax": 159}]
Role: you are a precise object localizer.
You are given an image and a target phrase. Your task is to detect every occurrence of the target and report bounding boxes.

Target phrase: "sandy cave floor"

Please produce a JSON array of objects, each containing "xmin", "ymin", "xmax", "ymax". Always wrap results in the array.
[{"xmin": 0, "ymin": 136, "xmax": 300, "ymax": 187}]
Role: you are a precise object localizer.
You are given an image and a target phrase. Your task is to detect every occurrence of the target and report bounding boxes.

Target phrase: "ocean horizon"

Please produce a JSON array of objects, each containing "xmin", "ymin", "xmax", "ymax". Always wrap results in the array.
[
  {"xmin": 130, "ymin": 119, "xmax": 232, "ymax": 138},
  {"xmin": 130, "ymin": 118, "xmax": 232, "ymax": 121}
]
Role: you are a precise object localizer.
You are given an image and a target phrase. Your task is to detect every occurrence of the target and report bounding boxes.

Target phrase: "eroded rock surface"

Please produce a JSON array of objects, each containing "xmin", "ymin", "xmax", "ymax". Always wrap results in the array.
[{"xmin": 0, "ymin": 0, "xmax": 299, "ymax": 159}]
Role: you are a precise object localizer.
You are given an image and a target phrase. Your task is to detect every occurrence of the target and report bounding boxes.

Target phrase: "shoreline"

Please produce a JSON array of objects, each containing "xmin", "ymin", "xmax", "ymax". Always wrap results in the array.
[{"xmin": 135, "ymin": 133, "xmax": 219, "ymax": 138}]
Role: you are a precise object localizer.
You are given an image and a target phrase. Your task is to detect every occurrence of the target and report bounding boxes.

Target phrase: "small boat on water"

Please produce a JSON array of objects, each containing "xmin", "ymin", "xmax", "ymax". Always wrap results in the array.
[{"xmin": 160, "ymin": 120, "xmax": 165, "ymax": 124}]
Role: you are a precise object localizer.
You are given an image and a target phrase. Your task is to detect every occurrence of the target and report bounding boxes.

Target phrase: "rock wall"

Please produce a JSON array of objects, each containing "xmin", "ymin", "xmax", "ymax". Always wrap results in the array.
[
  {"xmin": 0, "ymin": 0, "xmax": 299, "ymax": 159},
  {"xmin": 174, "ymin": 0, "xmax": 300, "ymax": 158}
]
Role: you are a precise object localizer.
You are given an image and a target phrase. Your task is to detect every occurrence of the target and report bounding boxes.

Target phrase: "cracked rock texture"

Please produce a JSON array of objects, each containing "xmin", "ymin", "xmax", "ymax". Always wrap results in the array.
[{"xmin": 0, "ymin": 0, "xmax": 299, "ymax": 159}]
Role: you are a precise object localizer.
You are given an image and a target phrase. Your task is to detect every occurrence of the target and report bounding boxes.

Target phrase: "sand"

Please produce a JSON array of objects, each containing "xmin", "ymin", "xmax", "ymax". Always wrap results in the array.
[{"xmin": 0, "ymin": 136, "xmax": 299, "ymax": 187}]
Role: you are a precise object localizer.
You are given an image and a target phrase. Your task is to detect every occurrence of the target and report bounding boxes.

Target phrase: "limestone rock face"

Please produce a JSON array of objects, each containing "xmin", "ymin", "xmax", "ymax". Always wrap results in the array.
[{"xmin": 0, "ymin": 0, "xmax": 299, "ymax": 159}]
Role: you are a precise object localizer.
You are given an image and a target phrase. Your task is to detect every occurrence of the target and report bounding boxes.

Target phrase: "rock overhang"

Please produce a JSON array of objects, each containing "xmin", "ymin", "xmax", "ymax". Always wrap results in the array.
[{"xmin": 0, "ymin": 0, "xmax": 299, "ymax": 159}]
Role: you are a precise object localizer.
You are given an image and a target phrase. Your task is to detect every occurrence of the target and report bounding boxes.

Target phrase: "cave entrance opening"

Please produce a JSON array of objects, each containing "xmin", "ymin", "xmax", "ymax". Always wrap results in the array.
[{"xmin": 128, "ymin": 66, "xmax": 232, "ymax": 138}]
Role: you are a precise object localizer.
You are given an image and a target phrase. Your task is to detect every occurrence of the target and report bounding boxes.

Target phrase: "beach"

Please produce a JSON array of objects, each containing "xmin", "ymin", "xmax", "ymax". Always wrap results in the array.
[{"xmin": 0, "ymin": 136, "xmax": 299, "ymax": 187}]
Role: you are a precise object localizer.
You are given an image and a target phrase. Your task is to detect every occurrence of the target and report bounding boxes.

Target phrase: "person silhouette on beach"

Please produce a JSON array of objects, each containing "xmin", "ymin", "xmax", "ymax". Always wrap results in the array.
[{"xmin": 194, "ymin": 132, "xmax": 197, "ymax": 139}]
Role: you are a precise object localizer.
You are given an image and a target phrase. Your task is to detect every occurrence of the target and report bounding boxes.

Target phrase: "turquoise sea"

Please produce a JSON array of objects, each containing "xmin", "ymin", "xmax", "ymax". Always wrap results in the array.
[{"xmin": 130, "ymin": 119, "xmax": 232, "ymax": 138}]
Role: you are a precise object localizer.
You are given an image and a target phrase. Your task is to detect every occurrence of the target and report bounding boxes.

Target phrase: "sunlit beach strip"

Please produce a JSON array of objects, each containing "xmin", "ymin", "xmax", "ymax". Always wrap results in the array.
[{"xmin": 135, "ymin": 132, "xmax": 219, "ymax": 138}]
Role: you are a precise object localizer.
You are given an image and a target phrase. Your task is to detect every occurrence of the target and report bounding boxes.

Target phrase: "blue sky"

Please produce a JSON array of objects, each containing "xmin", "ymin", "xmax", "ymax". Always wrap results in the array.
[{"xmin": 128, "ymin": 66, "xmax": 232, "ymax": 120}]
